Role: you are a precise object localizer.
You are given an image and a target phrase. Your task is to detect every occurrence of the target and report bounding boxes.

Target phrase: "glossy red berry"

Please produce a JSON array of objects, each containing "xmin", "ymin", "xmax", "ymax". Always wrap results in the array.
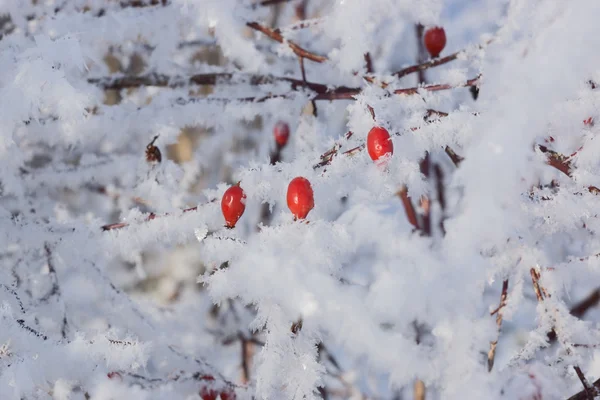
[
  {"xmin": 274, "ymin": 121, "xmax": 290, "ymax": 147},
  {"xmin": 424, "ymin": 26, "xmax": 446, "ymax": 58},
  {"xmin": 200, "ymin": 388, "xmax": 235, "ymax": 400},
  {"xmin": 367, "ymin": 127, "xmax": 393, "ymax": 162},
  {"xmin": 221, "ymin": 184, "xmax": 246, "ymax": 228},
  {"xmin": 219, "ymin": 391, "xmax": 235, "ymax": 400},
  {"xmin": 287, "ymin": 177, "xmax": 314, "ymax": 220}
]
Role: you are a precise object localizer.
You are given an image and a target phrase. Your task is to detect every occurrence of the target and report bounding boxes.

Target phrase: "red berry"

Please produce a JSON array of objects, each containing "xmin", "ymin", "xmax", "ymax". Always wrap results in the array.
[
  {"xmin": 200, "ymin": 388, "xmax": 235, "ymax": 400},
  {"xmin": 287, "ymin": 177, "xmax": 314, "ymax": 220},
  {"xmin": 424, "ymin": 27, "xmax": 446, "ymax": 58},
  {"xmin": 274, "ymin": 121, "xmax": 290, "ymax": 147},
  {"xmin": 107, "ymin": 372, "xmax": 122, "ymax": 380},
  {"xmin": 367, "ymin": 127, "xmax": 393, "ymax": 162},
  {"xmin": 221, "ymin": 184, "xmax": 246, "ymax": 228},
  {"xmin": 200, "ymin": 387, "xmax": 218, "ymax": 400},
  {"xmin": 219, "ymin": 390, "xmax": 236, "ymax": 400}
]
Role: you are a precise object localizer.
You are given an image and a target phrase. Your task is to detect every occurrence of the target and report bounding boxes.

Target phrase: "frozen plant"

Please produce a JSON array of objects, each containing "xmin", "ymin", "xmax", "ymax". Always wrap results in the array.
[{"xmin": 0, "ymin": 0, "xmax": 600, "ymax": 399}]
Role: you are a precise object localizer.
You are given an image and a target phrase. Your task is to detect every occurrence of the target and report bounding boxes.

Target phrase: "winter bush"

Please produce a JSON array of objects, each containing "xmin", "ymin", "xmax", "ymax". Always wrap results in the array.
[{"xmin": 1, "ymin": 0, "xmax": 600, "ymax": 399}]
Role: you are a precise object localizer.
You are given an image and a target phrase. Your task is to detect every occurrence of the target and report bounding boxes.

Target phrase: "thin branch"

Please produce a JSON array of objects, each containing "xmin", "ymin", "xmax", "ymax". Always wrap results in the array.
[
  {"xmin": 393, "ymin": 75, "xmax": 481, "ymax": 96},
  {"xmin": 444, "ymin": 146, "xmax": 464, "ymax": 167},
  {"xmin": 120, "ymin": 0, "xmax": 168, "ymax": 7},
  {"xmin": 570, "ymin": 288, "xmax": 600, "ymax": 319},
  {"xmin": 488, "ymin": 279, "xmax": 509, "ymax": 372},
  {"xmin": 567, "ymin": 378, "xmax": 600, "ymax": 400},
  {"xmin": 530, "ymin": 268, "xmax": 547, "ymax": 301},
  {"xmin": 538, "ymin": 145, "xmax": 572, "ymax": 177},
  {"xmin": 88, "ymin": 72, "xmax": 350, "ymax": 93},
  {"xmin": 364, "ymin": 53, "xmax": 374, "ymax": 74},
  {"xmin": 397, "ymin": 186, "xmax": 420, "ymax": 231},
  {"xmin": 256, "ymin": 0, "xmax": 292, "ymax": 6},
  {"xmin": 433, "ymin": 164, "xmax": 447, "ymax": 235},
  {"xmin": 239, "ymin": 333, "xmax": 252, "ymax": 384},
  {"xmin": 101, "ymin": 204, "xmax": 208, "ymax": 231},
  {"xmin": 391, "ymin": 39, "xmax": 492, "ymax": 80},
  {"xmin": 573, "ymin": 366, "xmax": 598, "ymax": 400},
  {"xmin": 246, "ymin": 21, "xmax": 327, "ymax": 63},
  {"xmin": 90, "ymin": 72, "xmax": 480, "ymax": 104}
]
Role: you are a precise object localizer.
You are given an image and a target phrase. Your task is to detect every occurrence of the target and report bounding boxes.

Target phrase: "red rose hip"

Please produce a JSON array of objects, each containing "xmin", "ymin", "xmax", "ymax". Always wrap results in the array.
[
  {"xmin": 367, "ymin": 126, "xmax": 393, "ymax": 162},
  {"xmin": 287, "ymin": 177, "xmax": 314, "ymax": 220},
  {"xmin": 221, "ymin": 184, "xmax": 246, "ymax": 228},
  {"xmin": 274, "ymin": 121, "xmax": 290, "ymax": 147},
  {"xmin": 200, "ymin": 388, "xmax": 236, "ymax": 400},
  {"xmin": 424, "ymin": 26, "xmax": 446, "ymax": 58}
]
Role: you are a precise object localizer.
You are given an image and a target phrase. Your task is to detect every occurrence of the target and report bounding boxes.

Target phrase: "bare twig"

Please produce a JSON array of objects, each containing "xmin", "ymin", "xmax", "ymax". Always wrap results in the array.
[
  {"xmin": 433, "ymin": 164, "xmax": 447, "ymax": 235},
  {"xmin": 538, "ymin": 145, "xmax": 572, "ymax": 177},
  {"xmin": 488, "ymin": 279, "xmax": 509, "ymax": 372},
  {"xmin": 247, "ymin": 21, "xmax": 327, "ymax": 63},
  {"xmin": 364, "ymin": 52, "xmax": 374, "ymax": 74},
  {"xmin": 256, "ymin": 0, "xmax": 292, "ymax": 6},
  {"xmin": 568, "ymin": 378, "xmax": 600, "ymax": 400},
  {"xmin": 239, "ymin": 333, "xmax": 252, "ymax": 384},
  {"xmin": 573, "ymin": 366, "xmax": 598, "ymax": 400},
  {"xmin": 393, "ymin": 75, "xmax": 481, "ymax": 96},
  {"xmin": 392, "ymin": 39, "xmax": 492, "ymax": 80},
  {"xmin": 101, "ymin": 204, "xmax": 209, "ymax": 231},
  {"xmin": 444, "ymin": 146, "xmax": 464, "ymax": 167},
  {"xmin": 570, "ymin": 288, "xmax": 600, "ymax": 319},
  {"xmin": 397, "ymin": 186, "xmax": 420, "ymax": 231}
]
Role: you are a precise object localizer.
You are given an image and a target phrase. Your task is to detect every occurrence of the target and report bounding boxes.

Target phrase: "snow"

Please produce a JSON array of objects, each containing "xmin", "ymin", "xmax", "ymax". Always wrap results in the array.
[{"xmin": 1, "ymin": 0, "xmax": 600, "ymax": 399}]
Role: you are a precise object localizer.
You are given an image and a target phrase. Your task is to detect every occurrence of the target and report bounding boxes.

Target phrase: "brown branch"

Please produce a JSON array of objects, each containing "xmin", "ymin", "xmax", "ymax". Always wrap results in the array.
[
  {"xmin": 393, "ymin": 75, "xmax": 481, "ymax": 96},
  {"xmin": 433, "ymin": 164, "xmax": 447, "ymax": 235},
  {"xmin": 298, "ymin": 56, "xmax": 318, "ymax": 116},
  {"xmin": 246, "ymin": 21, "xmax": 327, "ymax": 63},
  {"xmin": 530, "ymin": 268, "xmax": 593, "ymax": 399},
  {"xmin": 257, "ymin": 0, "xmax": 292, "ymax": 6},
  {"xmin": 394, "ymin": 51, "xmax": 462, "ymax": 80},
  {"xmin": 537, "ymin": 145, "xmax": 600, "ymax": 194},
  {"xmin": 88, "ymin": 72, "xmax": 350, "ymax": 93},
  {"xmin": 547, "ymin": 287, "xmax": 600, "ymax": 343},
  {"xmin": 414, "ymin": 27, "xmax": 431, "ymax": 238},
  {"xmin": 568, "ymin": 378, "xmax": 600, "ymax": 400},
  {"xmin": 538, "ymin": 145, "xmax": 572, "ymax": 177},
  {"xmin": 101, "ymin": 204, "xmax": 207, "ymax": 231},
  {"xmin": 239, "ymin": 334, "xmax": 252, "ymax": 384},
  {"xmin": 444, "ymin": 146, "xmax": 464, "ymax": 167},
  {"xmin": 397, "ymin": 186, "xmax": 420, "ymax": 231},
  {"xmin": 392, "ymin": 39, "xmax": 492, "ymax": 80},
  {"xmin": 530, "ymin": 268, "xmax": 547, "ymax": 301},
  {"xmin": 364, "ymin": 53, "xmax": 374, "ymax": 74},
  {"xmin": 90, "ymin": 72, "xmax": 480, "ymax": 104},
  {"xmin": 120, "ymin": 0, "xmax": 168, "ymax": 7},
  {"xmin": 313, "ymin": 131, "xmax": 353, "ymax": 169},
  {"xmin": 488, "ymin": 279, "xmax": 509, "ymax": 372},
  {"xmin": 570, "ymin": 288, "xmax": 600, "ymax": 319},
  {"xmin": 573, "ymin": 366, "xmax": 598, "ymax": 400}
]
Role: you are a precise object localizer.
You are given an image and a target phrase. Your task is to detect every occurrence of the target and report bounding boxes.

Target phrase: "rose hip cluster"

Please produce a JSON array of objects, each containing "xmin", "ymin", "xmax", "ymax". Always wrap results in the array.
[{"xmin": 221, "ymin": 119, "xmax": 397, "ymax": 227}]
